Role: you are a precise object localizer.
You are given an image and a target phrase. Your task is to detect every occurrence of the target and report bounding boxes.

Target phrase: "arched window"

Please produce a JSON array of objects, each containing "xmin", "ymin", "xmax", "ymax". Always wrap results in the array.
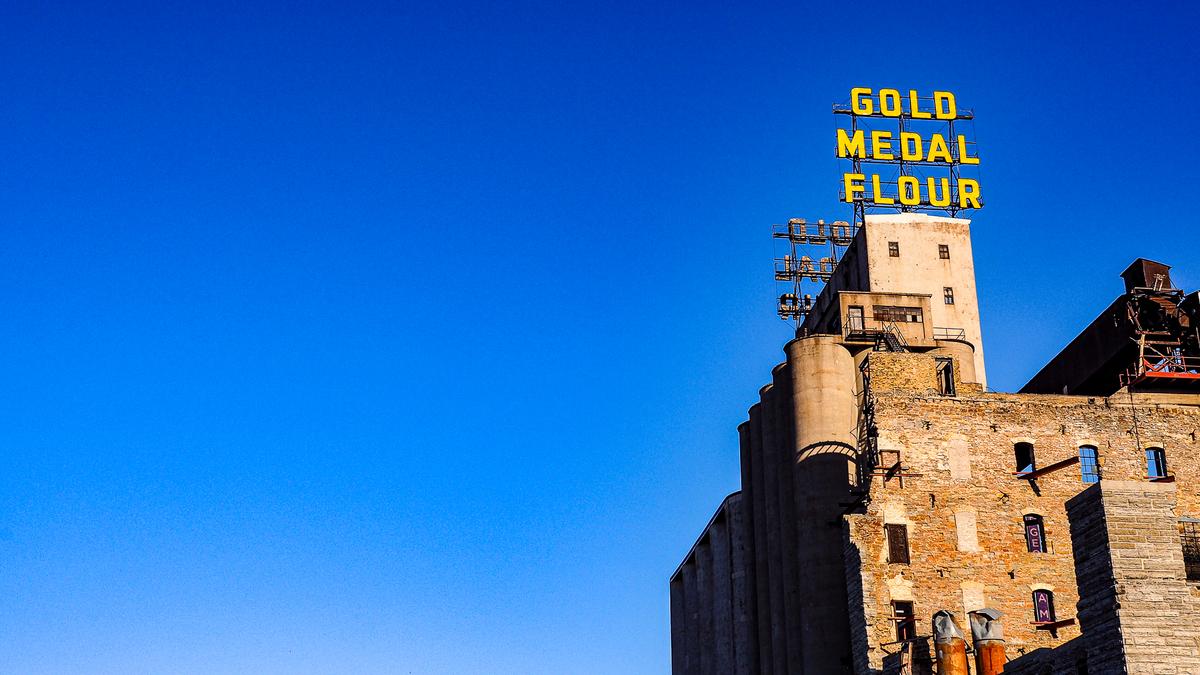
[
  {"xmin": 1146, "ymin": 447, "xmax": 1168, "ymax": 479},
  {"xmin": 1032, "ymin": 589, "xmax": 1056, "ymax": 623},
  {"xmin": 1015, "ymin": 442, "xmax": 1036, "ymax": 474},
  {"xmin": 1024, "ymin": 514, "xmax": 1046, "ymax": 553},
  {"xmin": 1079, "ymin": 445, "xmax": 1100, "ymax": 484}
]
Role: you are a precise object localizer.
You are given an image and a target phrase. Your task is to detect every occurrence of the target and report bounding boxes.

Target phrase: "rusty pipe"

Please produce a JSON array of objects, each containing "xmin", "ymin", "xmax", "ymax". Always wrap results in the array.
[
  {"xmin": 932, "ymin": 610, "xmax": 969, "ymax": 675},
  {"xmin": 968, "ymin": 608, "xmax": 1007, "ymax": 675}
]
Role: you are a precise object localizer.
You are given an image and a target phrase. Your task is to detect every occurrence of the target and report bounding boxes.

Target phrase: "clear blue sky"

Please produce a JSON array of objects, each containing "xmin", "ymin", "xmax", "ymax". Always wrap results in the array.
[{"xmin": 2, "ymin": 2, "xmax": 1198, "ymax": 673}]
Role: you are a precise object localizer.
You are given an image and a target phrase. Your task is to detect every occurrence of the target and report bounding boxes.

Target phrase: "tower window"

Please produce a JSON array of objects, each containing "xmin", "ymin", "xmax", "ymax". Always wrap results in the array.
[
  {"xmin": 1015, "ymin": 442, "xmax": 1036, "ymax": 474},
  {"xmin": 1079, "ymin": 445, "xmax": 1101, "ymax": 484},
  {"xmin": 939, "ymin": 244, "xmax": 950, "ymax": 259},
  {"xmin": 892, "ymin": 601, "xmax": 916, "ymax": 641},
  {"xmin": 936, "ymin": 358, "xmax": 956, "ymax": 396},
  {"xmin": 1032, "ymin": 589, "xmax": 1056, "ymax": 623},
  {"xmin": 943, "ymin": 287, "xmax": 955, "ymax": 305},
  {"xmin": 1024, "ymin": 514, "xmax": 1047, "ymax": 553},
  {"xmin": 886, "ymin": 523, "xmax": 910, "ymax": 564},
  {"xmin": 873, "ymin": 306, "xmax": 923, "ymax": 323},
  {"xmin": 889, "ymin": 241, "xmax": 900, "ymax": 257},
  {"xmin": 847, "ymin": 305, "xmax": 865, "ymax": 331},
  {"xmin": 1146, "ymin": 447, "xmax": 1168, "ymax": 479}
]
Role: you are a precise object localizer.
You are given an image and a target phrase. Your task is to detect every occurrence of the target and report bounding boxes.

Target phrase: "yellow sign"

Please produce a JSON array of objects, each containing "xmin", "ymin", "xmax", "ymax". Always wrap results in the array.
[{"xmin": 836, "ymin": 88, "xmax": 981, "ymax": 209}]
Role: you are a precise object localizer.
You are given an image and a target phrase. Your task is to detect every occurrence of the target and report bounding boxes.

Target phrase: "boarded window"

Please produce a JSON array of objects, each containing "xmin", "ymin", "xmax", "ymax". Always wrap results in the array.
[
  {"xmin": 889, "ymin": 241, "xmax": 900, "ymax": 257},
  {"xmin": 1032, "ymin": 589, "xmax": 1056, "ymax": 623},
  {"xmin": 1079, "ymin": 446, "xmax": 1101, "ymax": 484},
  {"xmin": 874, "ymin": 306, "xmax": 923, "ymax": 323},
  {"xmin": 847, "ymin": 305, "xmax": 865, "ymax": 331},
  {"xmin": 1015, "ymin": 442, "xmax": 1036, "ymax": 474},
  {"xmin": 954, "ymin": 507, "xmax": 980, "ymax": 551},
  {"xmin": 893, "ymin": 601, "xmax": 916, "ymax": 641},
  {"xmin": 1024, "ymin": 514, "xmax": 1046, "ymax": 553},
  {"xmin": 1146, "ymin": 447, "xmax": 1167, "ymax": 478},
  {"xmin": 939, "ymin": 244, "xmax": 950, "ymax": 259},
  {"xmin": 948, "ymin": 439, "xmax": 972, "ymax": 481},
  {"xmin": 886, "ymin": 524, "xmax": 910, "ymax": 564}
]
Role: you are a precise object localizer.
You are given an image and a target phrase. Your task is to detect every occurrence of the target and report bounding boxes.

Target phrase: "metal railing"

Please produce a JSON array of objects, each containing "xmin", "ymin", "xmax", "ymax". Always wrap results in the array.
[
  {"xmin": 1122, "ymin": 353, "xmax": 1200, "ymax": 387},
  {"xmin": 932, "ymin": 326, "xmax": 967, "ymax": 341},
  {"xmin": 1141, "ymin": 354, "xmax": 1200, "ymax": 376},
  {"xmin": 844, "ymin": 318, "xmax": 918, "ymax": 348}
]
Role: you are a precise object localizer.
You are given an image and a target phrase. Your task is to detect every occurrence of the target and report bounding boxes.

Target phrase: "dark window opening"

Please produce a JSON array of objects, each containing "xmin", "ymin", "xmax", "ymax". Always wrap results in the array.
[
  {"xmin": 936, "ymin": 358, "xmax": 956, "ymax": 397},
  {"xmin": 873, "ymin": 306, "xmax": 923, "ymax": 323},
  {"xmin": 1182, "ymin": 521, "xmax": 1200, "ymax": 582},
  {"xmin": 889, "ymin": 241, "xmax": 900, "ymax": 257},
  {"xmin": 1147, "ymin": 447, "xmax": 1168, "ymax": 479},
  {"xmin": 886, "ymin": 523, "xmax": 910, "ymax": 564},
  {"xmin": 939, "ymin": 244, "xmax": 950, "ymax": 259},
  {"xmin": 1024, "ymin": 514, "xmax": 1047, "ymax": 553},
  {"xmin": 1079, "ymin": 445, "xmax": 1101, "ymax": 484},
  {"xmin": 1015, "ymin": 442, "xmax": 1036, "ymax": 474},
  {"xmin": 943, "ymin": 287, "xmax": 955, "ymax": 305},
  {"xmin": 1032, "ymin": 589, "xmax": 1056, "ymax": 623},
  {"xmin": 892, "ymin": 601, "xmax": 916, "ymax": 641}
]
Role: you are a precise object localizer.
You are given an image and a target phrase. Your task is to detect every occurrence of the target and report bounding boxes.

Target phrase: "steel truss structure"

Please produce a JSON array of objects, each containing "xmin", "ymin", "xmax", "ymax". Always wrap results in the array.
[{"xmin": 833, "ymin": 95, "xmax": 980, "ymax": 230}]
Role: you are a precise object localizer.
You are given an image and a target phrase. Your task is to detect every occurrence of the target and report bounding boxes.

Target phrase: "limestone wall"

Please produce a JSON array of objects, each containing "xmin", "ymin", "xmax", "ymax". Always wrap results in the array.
[
  {"xmin": 670, "ymin": 344, "xmax": 1200, "ymax": 675},
  {"xmin": 1067, "ymin": 482, "xmax": 1200, "ymax": 674},
  {"xmin": 844, "ymin": 352, "xmax": 1200, "ymax": 674}
]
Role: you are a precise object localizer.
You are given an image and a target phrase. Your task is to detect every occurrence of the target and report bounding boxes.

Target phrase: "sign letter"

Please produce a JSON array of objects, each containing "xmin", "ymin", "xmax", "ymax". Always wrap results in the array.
[
  {"xmin": 871, "ymin": 130, "xmax": 894, "ymax": 160},
  {"xmin": 934, "ymin": 91, "xmax": 957, "ymax": 120},
  {"xmin": 872, "ymin": 175, "xmax": 895, "ymax": 205},
  {"xmin": 956, "ymin": 135, "xmax": 980, "ymax": 165},
  {"xmin": 837, "ymin": 129, "xmax": 867, "ymax": 158},
  {"xmin": 850, "ymin": 88, "xmax": 874, "ymax": 115},
  {"xmin": 908, "ymin": 90, "xmax": 932, "ymax": 119},
  {"xmin": 926, "ymin": 134, "xmax": 952, "ymax": 163},
  {"xmin": 898, "ymin": 176, "xmax": 920, "ymax": 206},
  {"xmin": 927, "ymin": 177, "xmax": 951, "ymax": 207},
  {"xmin": 879, "ymin": 89, "xmax": 902, "ymax": 117},
  {"xmin": 958, "ymin": 178, "xmax": 981, "ymax": 208},
  {"xmin": 843, "ymin": 173, "xmax": 865, "ymax": 203},
  {"xmin": 900, "ymin": 132, "xmax": 923, "ymax": 161}
]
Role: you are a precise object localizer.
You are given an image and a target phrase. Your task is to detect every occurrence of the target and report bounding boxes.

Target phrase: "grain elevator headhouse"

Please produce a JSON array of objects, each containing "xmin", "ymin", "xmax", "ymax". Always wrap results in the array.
[{"xmin": 669, "ymin": 88, "xmax": 1200, "ymax": 675}]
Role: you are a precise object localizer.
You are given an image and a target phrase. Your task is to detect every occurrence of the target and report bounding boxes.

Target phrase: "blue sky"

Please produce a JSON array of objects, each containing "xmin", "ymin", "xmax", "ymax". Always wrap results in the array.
[{"xmin": 2, "ymin": 2, "xmax": 1198, "ymax": 673}]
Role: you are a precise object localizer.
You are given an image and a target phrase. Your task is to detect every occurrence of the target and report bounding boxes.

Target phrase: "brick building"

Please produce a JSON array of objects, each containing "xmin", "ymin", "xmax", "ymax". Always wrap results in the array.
[{"xmin": 669, "ymin": 214, "xmax": 1200, "ymax": 674}]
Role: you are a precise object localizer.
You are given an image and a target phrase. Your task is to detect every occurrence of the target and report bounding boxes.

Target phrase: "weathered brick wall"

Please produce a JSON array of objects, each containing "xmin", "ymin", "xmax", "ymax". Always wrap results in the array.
[
  {"xmin": 864, "ymin": 350, "xmax": 981, "ymax": 398},
  {"xmin": 844, "ymin": 352, "xmax": 1200, "ymax": 674},
  {"xmin": 865, "ymin": 351, "xmax": 940, "ymax": 394}
]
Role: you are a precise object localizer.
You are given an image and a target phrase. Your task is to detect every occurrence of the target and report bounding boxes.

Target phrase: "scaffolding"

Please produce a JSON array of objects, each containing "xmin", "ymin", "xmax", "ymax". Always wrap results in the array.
[{"xmin": 1119, "ymin": 288, "xmax": 1200, "ymax": 391}]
